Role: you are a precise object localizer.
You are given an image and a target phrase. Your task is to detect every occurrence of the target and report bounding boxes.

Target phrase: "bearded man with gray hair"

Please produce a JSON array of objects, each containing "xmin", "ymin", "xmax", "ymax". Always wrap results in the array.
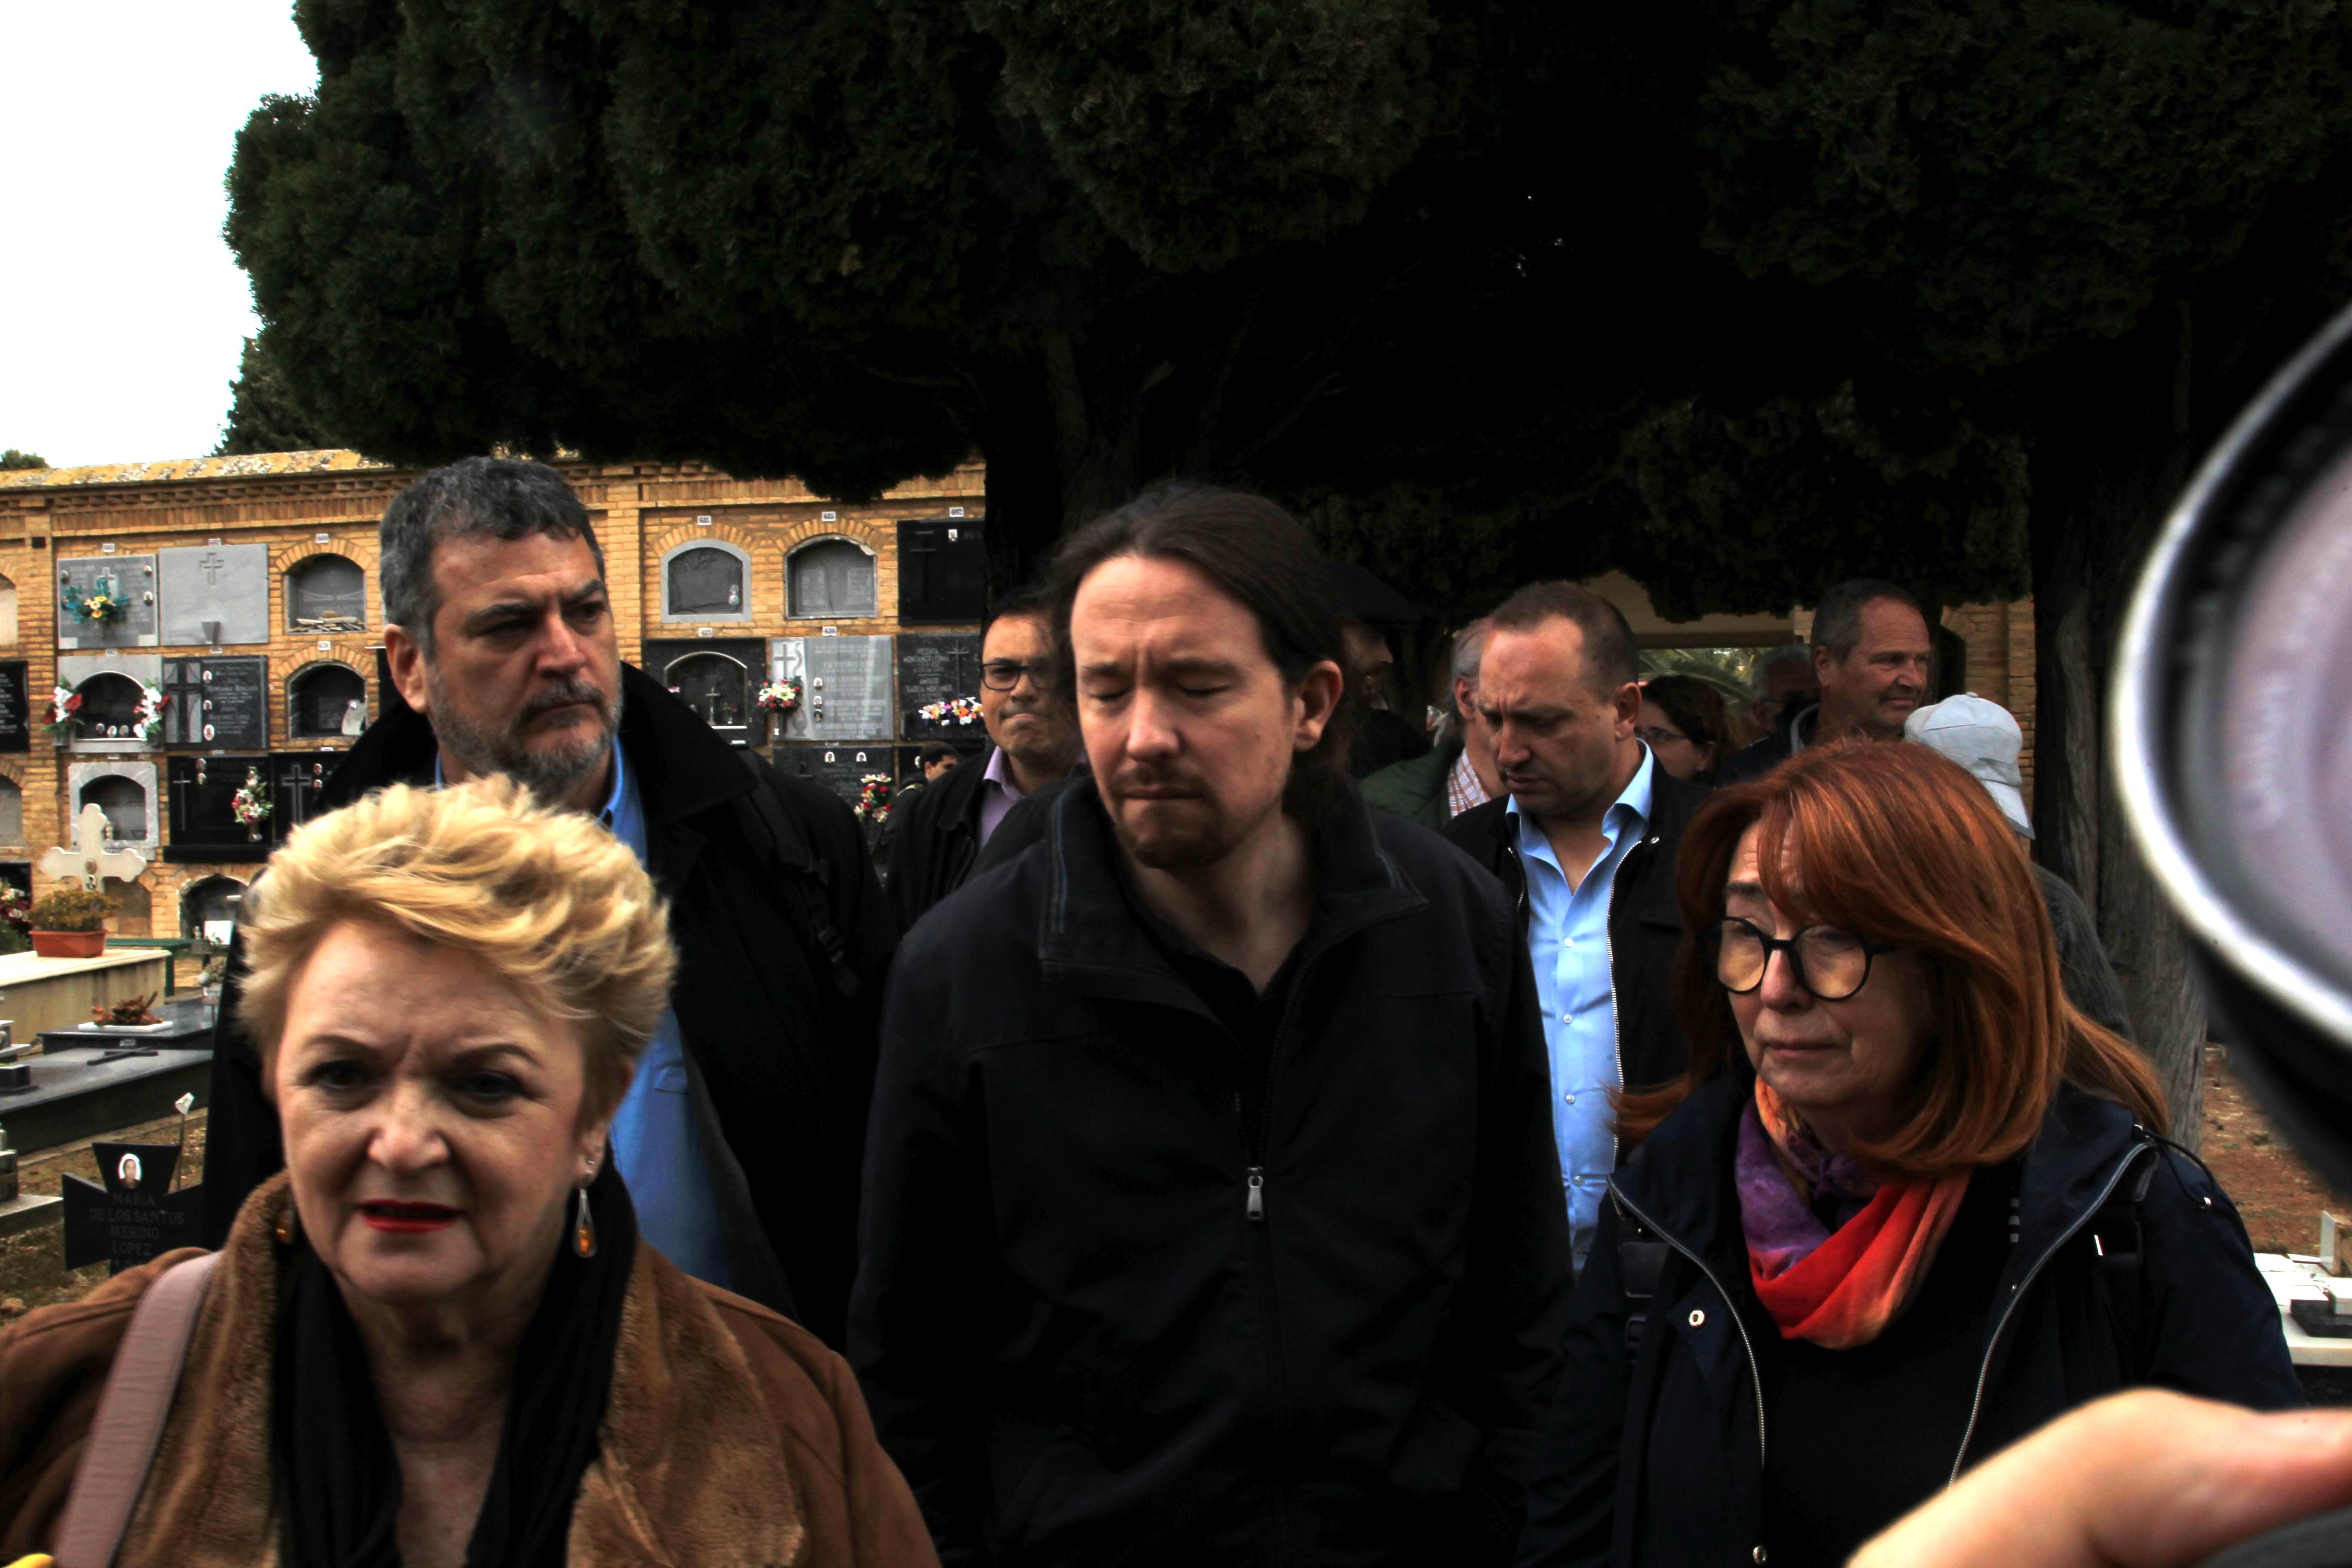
[{"xmin": 200, "ymin": 456, "xmax": 896, "ymax": 1349}]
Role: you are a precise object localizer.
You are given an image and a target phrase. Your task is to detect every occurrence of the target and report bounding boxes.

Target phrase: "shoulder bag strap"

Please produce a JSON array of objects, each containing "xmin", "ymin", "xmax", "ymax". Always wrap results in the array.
[{"xmin": 52, "ymin": 1251, "xmax": 221, "ymax": 1568}]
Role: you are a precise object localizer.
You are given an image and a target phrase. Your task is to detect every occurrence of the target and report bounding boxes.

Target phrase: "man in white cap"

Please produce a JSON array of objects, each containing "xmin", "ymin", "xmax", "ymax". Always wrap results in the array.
[{"xmin": 1906, "ymin": 694, "xmax": 2134, "ymax": 1038}]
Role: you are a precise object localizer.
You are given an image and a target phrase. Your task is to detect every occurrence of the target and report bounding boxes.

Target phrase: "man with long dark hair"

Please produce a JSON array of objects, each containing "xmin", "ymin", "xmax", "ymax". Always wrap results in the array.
[{"xmin": 851, "ymin": 485, "xmax": 1571, "ymax": 1566}]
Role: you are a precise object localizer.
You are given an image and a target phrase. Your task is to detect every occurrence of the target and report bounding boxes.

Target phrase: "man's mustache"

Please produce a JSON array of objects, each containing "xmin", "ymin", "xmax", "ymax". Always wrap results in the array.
[{"xmin": 520, "ymin": 680, "xmax": 610, "ymax": 722}]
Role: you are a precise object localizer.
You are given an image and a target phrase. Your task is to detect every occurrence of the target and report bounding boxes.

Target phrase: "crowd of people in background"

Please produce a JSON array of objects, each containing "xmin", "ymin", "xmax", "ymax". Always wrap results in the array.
[{"xmin": 0, "ymin": 461, "xmax": 2304, "ymax": 1568}]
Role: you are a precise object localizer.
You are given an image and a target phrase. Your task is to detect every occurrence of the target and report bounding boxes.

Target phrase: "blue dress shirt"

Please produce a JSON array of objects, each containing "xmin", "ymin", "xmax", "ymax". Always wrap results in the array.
[
  {"xmin": 596, "ymin": 744, "xmax": 737, "ymax": 1290},
  {"xmin": 1510, "ymin": 745, "xmax": 1656, "ymax": 1268},
  {"xmin": 436, "ymin": 745, "xmax": 735, "ymax": 1289}
]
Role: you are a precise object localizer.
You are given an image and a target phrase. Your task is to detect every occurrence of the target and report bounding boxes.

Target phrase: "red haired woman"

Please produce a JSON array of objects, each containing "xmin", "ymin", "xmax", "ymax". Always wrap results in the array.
[{"xmin": 1515, "ymin": 742, "xmax": 2298, "ymax": 1568}]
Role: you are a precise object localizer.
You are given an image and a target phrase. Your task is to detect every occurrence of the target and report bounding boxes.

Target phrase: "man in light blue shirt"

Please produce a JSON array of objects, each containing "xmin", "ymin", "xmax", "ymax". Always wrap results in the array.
[{"xmin": 1459, "ymin": 583, "xmax": 1700, "ymax": 1269}]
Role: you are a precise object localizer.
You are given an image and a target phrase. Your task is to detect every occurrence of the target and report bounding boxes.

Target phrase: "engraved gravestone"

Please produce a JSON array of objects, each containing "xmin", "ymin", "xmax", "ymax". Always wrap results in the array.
[
  {"xmin": 62, "ymin": 1142, "xmax": 203, "ymax": 1272},
  {"xmin": 897, "ymin": 633, "xmax": 984, "ymax": 741},
  {"xmin": 56, "ymin": 556, "xmax": 159, "ymax": 650},
  {"xmin": 163, "ymin": 657, "xmax": 268, "ymax": 750},
  {"xmin": 773, "ymin": 744, "xmax": 887, "ymax": 811},
  {"xmin": 158, "ymin": 543, "xmax": 270, "ymax": 646},
  {"xmin": 771, "ymin": 636, "xmax": 894, "ymax": 742},
  {"xmin": 0, "ymin": 660, "xmax": 30, "ymax": 754}
]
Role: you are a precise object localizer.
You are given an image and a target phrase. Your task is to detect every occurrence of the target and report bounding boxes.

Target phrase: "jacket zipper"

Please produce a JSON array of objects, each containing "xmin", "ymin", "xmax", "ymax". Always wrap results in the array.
[
  {"xmin": 1609, "ymin": 1183, "xmax": 1768, "ymax": 1473},
  {"xmin": 1946, "ymin": 1141, "xmax": 2153, "ymax": 1484}
]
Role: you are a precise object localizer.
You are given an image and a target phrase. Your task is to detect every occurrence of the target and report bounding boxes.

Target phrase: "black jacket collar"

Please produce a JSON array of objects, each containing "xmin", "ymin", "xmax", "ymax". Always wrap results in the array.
[
  {"xmin": 1033, "ymin": 776, "xmax": 1428, "ymax": 1015},
  {"xmin": 323, "ymin": 663, "xmax": 757, "ymax": 828}
]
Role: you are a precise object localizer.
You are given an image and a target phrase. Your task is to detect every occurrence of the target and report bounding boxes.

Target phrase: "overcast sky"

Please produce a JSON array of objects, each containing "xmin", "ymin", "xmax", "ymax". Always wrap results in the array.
[{"xmin": 1, "ymin": 3, "xmax": 318, "ymax": 468}]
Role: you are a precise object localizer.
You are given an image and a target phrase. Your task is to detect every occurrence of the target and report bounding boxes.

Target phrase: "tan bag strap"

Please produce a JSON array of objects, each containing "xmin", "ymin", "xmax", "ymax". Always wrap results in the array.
[{"xmin": 52, "ymin": 1252, "xmax": 220, "ymax": 1568}]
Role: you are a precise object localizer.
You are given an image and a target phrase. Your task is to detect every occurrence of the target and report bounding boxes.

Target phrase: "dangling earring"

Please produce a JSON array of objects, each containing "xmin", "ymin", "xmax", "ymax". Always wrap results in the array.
[
  {"xmin": 573, "ymin": 1184, "xmax": 597, "ymax": 1258},
  {"xmin": 274, "ymin": 1199, "xmax": 301, "ymax": 1247}
]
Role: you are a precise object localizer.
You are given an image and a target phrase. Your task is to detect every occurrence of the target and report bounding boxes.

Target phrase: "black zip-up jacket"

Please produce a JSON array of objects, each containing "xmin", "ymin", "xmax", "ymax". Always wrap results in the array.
[
  {"xmin": 1440, "ymin": 766, "xmax": 1712, "ymax": 1094},
  {"xmin": 1516, "ymin": 1071, "xmax": 2302, "ymax": 1568},
  {"xmin": 849, "ymin": 777, "xmax": 1575, "ymax": 1567},
  {"xmin": 199, "ymin": 664, "xmax": 898, "ymax": 1346},
  {"xmin": 884, "ymin": 741, "xmax": 994, "ymax": 929}
]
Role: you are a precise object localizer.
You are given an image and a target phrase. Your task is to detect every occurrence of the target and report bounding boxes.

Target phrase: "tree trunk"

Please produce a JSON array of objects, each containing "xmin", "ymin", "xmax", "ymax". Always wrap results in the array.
[{"xmin": 2030, "ymin": 321, "xmax": 2206, "ymax": 1144}]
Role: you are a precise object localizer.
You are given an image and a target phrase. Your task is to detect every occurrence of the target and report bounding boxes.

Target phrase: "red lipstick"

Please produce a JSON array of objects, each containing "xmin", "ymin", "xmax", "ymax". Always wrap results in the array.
[{"xmin": 357, "ymin": 1200, "xmax": 461, "ymax": 1234}]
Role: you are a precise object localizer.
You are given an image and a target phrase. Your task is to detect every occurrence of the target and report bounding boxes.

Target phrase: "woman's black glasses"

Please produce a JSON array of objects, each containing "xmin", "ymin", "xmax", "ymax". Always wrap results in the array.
[{"xmin": 1707, "ymin": 917, "xmax": 1892, "ymax": 1001}]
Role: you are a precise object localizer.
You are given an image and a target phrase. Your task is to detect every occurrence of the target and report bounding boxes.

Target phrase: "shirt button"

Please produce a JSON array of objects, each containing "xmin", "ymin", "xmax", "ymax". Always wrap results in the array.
[
  {"xmin": 1561, "ymin": 1012, "xmax": 1572, "ymax": 1023},
  {"xmin": 1563, "ymin": 1091, "xmax": 1577, "ymax": 1106},
  {"xmin": 1563, "ymin": 936, "xmax": 1576, "ymax": 948},
  {"xmin": 1688, "ymin": 1309, "xmax": 1706, "ymax": 1328}
]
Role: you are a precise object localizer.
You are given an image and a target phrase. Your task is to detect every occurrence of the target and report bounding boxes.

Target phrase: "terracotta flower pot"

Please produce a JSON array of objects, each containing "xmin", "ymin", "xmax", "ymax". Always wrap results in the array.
[{"xmin": 30, "ymin": 929, "xmax": 106, "ymax": 959}]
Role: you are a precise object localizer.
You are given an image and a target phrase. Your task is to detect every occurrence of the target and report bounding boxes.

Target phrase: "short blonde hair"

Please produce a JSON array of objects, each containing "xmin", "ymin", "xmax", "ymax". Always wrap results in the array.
[{"xmin": 238, "ymin": 776, "xmax": 676, "ymax": 1120}]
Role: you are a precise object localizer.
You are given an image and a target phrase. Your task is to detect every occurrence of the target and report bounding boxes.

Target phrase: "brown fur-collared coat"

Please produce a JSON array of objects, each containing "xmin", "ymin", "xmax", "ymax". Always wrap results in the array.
[{"xmin": 0, "ymin": 1176, "xmax": 939, "ymax": 1568}]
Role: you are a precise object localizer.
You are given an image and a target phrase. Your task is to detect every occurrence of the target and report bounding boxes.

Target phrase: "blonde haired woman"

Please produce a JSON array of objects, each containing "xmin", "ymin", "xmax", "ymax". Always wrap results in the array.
[{"xmin": 0, "ymin": 779, "xmax": 935, "ymax": 1568}]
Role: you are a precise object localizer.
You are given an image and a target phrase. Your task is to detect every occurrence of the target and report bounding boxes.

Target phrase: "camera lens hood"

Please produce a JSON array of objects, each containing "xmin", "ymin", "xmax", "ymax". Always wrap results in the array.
[{"xmin": 2116, "ymin": 301, "xmax": 2352, "ymax": 1193}]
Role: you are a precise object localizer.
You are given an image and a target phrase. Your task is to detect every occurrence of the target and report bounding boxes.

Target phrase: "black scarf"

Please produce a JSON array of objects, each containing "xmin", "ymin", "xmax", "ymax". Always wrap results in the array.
[{"xmin": 272, "ymin": 1162, "xmax": 638, "ymax": 1568}]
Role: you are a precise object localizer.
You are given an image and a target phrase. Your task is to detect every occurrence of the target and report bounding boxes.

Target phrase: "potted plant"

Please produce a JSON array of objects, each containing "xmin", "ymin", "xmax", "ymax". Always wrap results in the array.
[{"xmin": 27, "ymin": 887, "xmax": 115, "ymax": 958}]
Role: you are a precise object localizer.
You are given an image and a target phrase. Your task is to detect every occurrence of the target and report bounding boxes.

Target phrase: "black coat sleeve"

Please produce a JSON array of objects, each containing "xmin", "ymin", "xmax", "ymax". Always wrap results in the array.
[
  {"xmin": 1447, "ymin": 922, "xmax": 1574, "ymax": 1549},
  {"xmin": 198, "ymin": 927, "xmax": 281, "ymax": 1248},
  {"xmin": 848, "ymin": 946, "xmax": 998, "ymax": 1566},
  {"xmin": 1516, "ymin": 1200, "xmax": 1638, "ymax": 1568},
  {"xmin": 2139, "ymin": 1150, "xmax": 2304, "ymax": 1410}
]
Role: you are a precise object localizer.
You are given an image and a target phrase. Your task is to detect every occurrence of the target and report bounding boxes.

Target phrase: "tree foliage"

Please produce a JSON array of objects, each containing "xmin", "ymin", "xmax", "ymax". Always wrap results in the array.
[
  {"xmin": 229, "ymin": 0, "xmax": 1579, "ymax": 566},
  {"xmin": 0, "ymin": 450, "xmax": 45, "ymax": 472},
  {"xmin": 216, "ymin": 335, "xmax": 340, "ymax": 455}
]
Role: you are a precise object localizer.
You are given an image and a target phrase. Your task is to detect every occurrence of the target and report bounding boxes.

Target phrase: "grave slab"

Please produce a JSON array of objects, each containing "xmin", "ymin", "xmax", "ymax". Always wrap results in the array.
[
  {"xmin": 157, "ymin": 543, "xmax": 271, "ymax": 646},
  {"xmin": 0, "ymin": 950, "xmax": 170, "ymax": 1041}
]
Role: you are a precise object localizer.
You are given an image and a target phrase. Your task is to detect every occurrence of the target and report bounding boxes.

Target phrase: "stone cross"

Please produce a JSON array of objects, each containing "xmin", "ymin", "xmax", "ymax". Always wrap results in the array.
[
  {"xmin": 198, "ymin": 552, "xmax": 225, "ymax": 587},
  {"xmin": 39, "ymin": 804, "xmax": 149, "ymax": 891}
]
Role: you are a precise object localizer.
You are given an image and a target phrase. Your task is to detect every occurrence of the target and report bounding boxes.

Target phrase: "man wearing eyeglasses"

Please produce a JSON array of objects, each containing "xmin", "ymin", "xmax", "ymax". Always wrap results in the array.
[
  {"xmin": 885, "ymin": 587, "xmax": 1082, "ymax": 927},
  {"xmin": 1443, "ymin": 582, "xmax": 1711, "ymax": 1267}
]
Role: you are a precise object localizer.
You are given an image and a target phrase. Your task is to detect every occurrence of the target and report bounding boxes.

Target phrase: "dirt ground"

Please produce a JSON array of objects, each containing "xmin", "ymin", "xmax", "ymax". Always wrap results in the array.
[
  {"xmin": 2197, "ymin": 1044, "xmax": 2352, "ymax": 1256},
  {"xmin": 0, "ymin": 1044, "xmax": 2341, "ymax": 1321}
]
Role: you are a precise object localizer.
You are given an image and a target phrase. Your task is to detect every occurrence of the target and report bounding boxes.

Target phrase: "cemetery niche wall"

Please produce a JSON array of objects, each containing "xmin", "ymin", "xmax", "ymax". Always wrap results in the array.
[
  {"xmin": 772, "ymin": 635, "xmax": 894, "ymax": 742},
  {"xmin": 1, "ymin": 449, "xmax": 989, "ymax": 961}
]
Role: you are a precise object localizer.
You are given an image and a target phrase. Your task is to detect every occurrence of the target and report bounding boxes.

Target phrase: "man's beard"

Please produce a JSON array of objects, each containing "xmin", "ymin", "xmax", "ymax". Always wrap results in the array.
[
  {"xmin": 426, "ymin": 666, "xmax": 622, "ymax": 805},
  {"xmin": 1105, "ymin": 768, "xmax": 1281, "ymax": 872}
]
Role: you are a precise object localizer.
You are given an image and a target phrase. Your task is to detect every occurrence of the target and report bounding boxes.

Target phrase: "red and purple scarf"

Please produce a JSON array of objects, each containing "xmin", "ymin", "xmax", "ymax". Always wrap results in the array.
[{"xmin": 1737, "ymin": 1079, "xmax": 1969, "ymax": 1349}]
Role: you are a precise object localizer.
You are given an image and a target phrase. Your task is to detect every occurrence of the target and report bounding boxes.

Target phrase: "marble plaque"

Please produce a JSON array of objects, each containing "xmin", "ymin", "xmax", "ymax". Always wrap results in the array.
[
  {"xmin": 158, "ymin": 543, "xmax": 270, "ymax": 645},
  {"xmin": 56, "ymin": 556, "xmax": 159, "ymax": 650},
  {"xmin": 161, "ymin": 657, "xmax": 268, "ymax": 751},
  {"xmin": 770, "ymin": 635, "xmax": 894, "ymax": 742}
]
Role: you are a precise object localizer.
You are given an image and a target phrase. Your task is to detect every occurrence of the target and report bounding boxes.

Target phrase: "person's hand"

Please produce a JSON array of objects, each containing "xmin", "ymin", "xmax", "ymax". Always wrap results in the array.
[{"xmin": 1851, "ymin": 1390, "xmax": 2352, "ymax": 1568}]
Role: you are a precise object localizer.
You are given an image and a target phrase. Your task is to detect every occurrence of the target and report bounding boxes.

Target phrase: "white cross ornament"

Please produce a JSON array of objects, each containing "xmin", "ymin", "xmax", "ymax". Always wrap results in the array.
[{"xmin": 39, "ymin": 804, "xmax": 149, "ymax": 891}]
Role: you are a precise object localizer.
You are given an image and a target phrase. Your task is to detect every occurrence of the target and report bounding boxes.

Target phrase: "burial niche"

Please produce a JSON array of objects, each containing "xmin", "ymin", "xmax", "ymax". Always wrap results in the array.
[
  {"xmin": 0, "ymin": 777, "xmax": 22, "ymax": 847},
  {"xmin": 665, "ymin": 652, "xmax": 749, "ymax": 731},
  {"xmin": 83, "ymin": 775, "xmax": 149, "ymax": 843},
  {"xmin": 663, "ymin": 543, "xmax": 750, "ymax": 620},
  {"xmin": 286, "ymin": 554, "xmax": 366, "ymax": 632},
  {"xmin": 290, "ymin": 663, "xmax": 366, "ymax": 739},
  {"xmin": 181, "ymin": 874, "xmax": 245, "ymax": 941},
  {"xmin": 0, "ymin": 574, "xmax": 17, "ymax": 647},
  {"xmin": 787, "ymin": 540, "xmax": 877, "ymax": 619},
  {"xmin": 75, "ymin": 672, "xmax": 145, "ymax": 739}
]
